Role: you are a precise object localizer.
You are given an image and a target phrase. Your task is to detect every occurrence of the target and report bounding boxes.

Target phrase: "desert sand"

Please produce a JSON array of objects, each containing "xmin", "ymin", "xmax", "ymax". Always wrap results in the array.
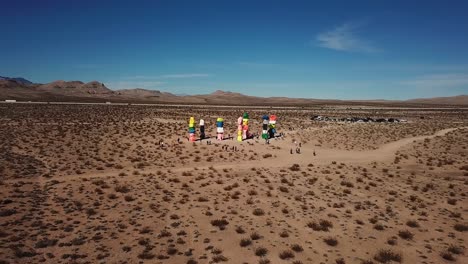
[{"xmin": 0, "ymin": 103, "xmax": 467, "ymax": 264}]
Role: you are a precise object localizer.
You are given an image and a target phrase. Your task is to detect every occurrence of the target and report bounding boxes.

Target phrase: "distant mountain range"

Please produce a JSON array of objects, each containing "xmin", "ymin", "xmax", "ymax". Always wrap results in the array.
[
  {"xmin": 0, "ymin": 76, "xmax": 33, "ymax": 85},
  {"xmin": 0, "ymin": 76, "xmax": 467, "ymax": 106}
]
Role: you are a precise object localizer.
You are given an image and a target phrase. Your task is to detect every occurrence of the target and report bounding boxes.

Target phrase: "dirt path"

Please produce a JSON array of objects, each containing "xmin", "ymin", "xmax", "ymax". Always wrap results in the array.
[
  {"xmin": 305, "ymin": 126, "xmax": 466, "ymax": 164},
  {"xmin": 4, "ymin": 126, "xmax": 464, "ymax": 184}
]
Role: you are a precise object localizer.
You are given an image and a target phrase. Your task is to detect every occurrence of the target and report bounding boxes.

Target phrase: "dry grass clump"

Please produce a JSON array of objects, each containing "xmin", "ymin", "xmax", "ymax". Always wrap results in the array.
[
  {"xmin": 240, "ymin": 238, "xmax": 252, "ymax": 247},
  {"xmin": 454, "ymin": 223, "xmax": 468, "ymax": 232},
  {"xmin": 211, "ymin": 219, "xmax": 229, "ymax": 230},
  {"xmin": 406, "ymin": 220, "xmax": 419, "ymax": 228},
  {"xmin": 373, "ymin": 249, "xmax": 402, "ymax": 263},
  {"xmin": 250, "ymin": 232, "xmax": 262, "ymax": 240},
  {"xmin": 253, "ymin": 208, "xmax": 265, "ymax": 216},
  {"xmin": 447, "ymin": 245, "xmax": 464, "ymax": 255},
  {"xmin": 374, "ymin": 223, "xmax": 385, "ymax": 231},
  {"xmin": 115, "ymin": 185, "xmax": 130, "ymax": 193},
  {"xmin": 291, "ymin": 244, "xmax": 303, "ymax": 252},
  {"xmin": 279, "ymin": 230, "xmax": 289, "ymax": 238},
  {"xmin": 279, "ymin": 250, "xmax": 295, "ymax": 260},
  {"xmin": 307, "ymin": 219, "xmax": 333, "ymax": 231},
  {"xmin": 398, "ymin": 230, "xmax": 414, "ymax": 240},
  {"xmin": 289, "ymin": 164, "xmax": 300, "ymax": 171},
  {"xmin": 235, "ymin": 226, "xmax": 246, "ymax": 234},
  {"xmin": 212, "ymin": 254, "xmax": 228, "ymax": 262},
  {"xmin": 324, "ymin": 237, "xmax": 338, "ymax": 246},
  {"xmin": 255, "ymin": 246, "xmax": 268, "ymax": 256},
  {"xmin": 440, "ymin": 251, "xmax": 455, "ymax": 261}
]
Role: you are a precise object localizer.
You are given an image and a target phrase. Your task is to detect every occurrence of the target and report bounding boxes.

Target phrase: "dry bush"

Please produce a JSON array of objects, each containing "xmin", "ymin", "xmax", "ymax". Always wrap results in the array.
[
  {"xmin": 373, "ymin": 249, "xmax": 402, "ymax": 263},
  {"xmin": 279, "ymin": 250, "xmax": 295, "ymax": 260}
]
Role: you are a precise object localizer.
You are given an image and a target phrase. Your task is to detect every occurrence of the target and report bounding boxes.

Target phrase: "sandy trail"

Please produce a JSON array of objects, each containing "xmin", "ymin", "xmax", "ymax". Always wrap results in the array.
[
  {"xmin": 160, "ymin": 126, "xmax": 464, "ymax": 171},
  {"xmin": 6, "ymin": 126, "xmax": 461, "ymax": 184},
  {"xmin": 305, "ymin": 126, "xmax": 466, "ymax": 164}
]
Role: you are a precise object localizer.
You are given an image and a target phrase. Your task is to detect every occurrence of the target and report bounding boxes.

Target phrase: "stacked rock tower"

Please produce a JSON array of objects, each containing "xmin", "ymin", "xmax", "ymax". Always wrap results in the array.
[
  {"xmin": 242, "ymin": 112, "xmax": 249, "ymax": 140},
  {"xmin": 237, "ymin": 116, "xmax": 243, "ymax": 141},
  {"xmin": 188, "ymin": 116, "xmax": 196, "ymax": 142},
  {"xmin": 199, "ymin": 119, "xmax": 205, "ymax": 140},
  {"xmin": 262, "ymin": 115, "xmax": 269, "ymax": 139},
  {"xmin": 268, "ymin": 114, "xmax": 277, "ymax": 139},
  {"xmin": 216, "ymin": 117, "xmax": 224, "ymax": 140}
]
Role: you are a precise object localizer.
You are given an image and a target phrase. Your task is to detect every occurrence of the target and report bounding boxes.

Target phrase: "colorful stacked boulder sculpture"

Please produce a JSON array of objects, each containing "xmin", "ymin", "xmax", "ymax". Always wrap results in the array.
[
  {"xmin": 237, "ymin": 116, "xmax": 243, "ymax": 142},
  {"xmin": 242, "ymin": 112, "xmax": 249, "ymax": 140},
  {"xmin": 268, "ymin": 114, "xmax": 277, "ymax": 139},
  {"xmin": 262, "ymin": 115, "xmax": 269, "ymax": 139},
  {"xmin": 216, "ymin": 117, "xmax": 224, "ymax": 140},
  {"xmin": 199, "ymin": 119, "xmax": 205, "ymax": 140},
  {"xmin": 188, "ymin": 117, "xmax": 196, "ymax": 142}
]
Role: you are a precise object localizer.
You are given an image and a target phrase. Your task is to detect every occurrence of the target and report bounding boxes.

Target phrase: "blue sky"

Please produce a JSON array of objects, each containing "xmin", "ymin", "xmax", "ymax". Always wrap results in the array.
[{"xmin": 1, "ymin": 0, "xmax": 468, "ymax": 99}]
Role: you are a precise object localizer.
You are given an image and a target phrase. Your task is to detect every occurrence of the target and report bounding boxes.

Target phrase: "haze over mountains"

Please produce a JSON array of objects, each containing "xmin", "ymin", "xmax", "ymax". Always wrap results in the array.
[{"xmin": 1, "ymin": 76, "xmax": 467, "ymax": 106}]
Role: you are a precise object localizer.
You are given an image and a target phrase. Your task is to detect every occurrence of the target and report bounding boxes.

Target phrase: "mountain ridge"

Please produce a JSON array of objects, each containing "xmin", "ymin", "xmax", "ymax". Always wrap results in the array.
[
  {"xmin": 0, "ymin": 78, "xmax": 466, "ymax": 106},
  {"xmin": 0, "ymin": 76, "xmax": 34, "ymax": 85}
]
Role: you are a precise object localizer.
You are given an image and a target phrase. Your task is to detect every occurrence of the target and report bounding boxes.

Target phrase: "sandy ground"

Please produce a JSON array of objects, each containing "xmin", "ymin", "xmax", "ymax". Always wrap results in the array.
[{"xmin": 0, "ymin": 104, "xmax": 467, "ymax": 264}]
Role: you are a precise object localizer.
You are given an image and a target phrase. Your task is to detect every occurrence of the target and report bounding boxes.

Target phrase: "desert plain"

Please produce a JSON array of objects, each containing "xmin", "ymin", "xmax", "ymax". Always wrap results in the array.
[{"xmin": 0, "ymin": 103, "xmax": 467, "ymax": 264}]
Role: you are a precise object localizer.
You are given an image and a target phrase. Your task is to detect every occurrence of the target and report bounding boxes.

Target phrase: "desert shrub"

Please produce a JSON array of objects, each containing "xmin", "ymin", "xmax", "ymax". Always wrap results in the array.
[
  {"xmin": 115, "ymin": 185, "xmax": 130, "ymax": 193},
  {"xmin": 324, "ymin": 237, "xmax": 338, "ymax": 246},
  {"xmin": 307, "ymin": 219, "xmax": 333, "ymax": 231},
  {"xmin": 340, "ymin": 180, "xmax": 354, "ymax": 188},
  {"xmin": 447, "ymin": 245, "xmax": 464, "ymax": 255},
  {"xmin": 0, "ymin": 209, "xmax": 16, "ymax": 217},
  {"xmin": 373, "ymin": 249, "xmax": 402, "ymax": 263},
  {"xmin": 253, "ymin": 208, "xmax": 265, "ymax": 216},
  {"xmin": 374, "ymin": 224, "xmax": 385, "ymax": 231},
  {"xmin": 440, "ymin": 251, "xmax": 455, "ymax": 261},
  {"xmin": 336, "ymin": 258, "xmax": 346, "ymax": 264},
  {"xmin": 158, "ymin": 230, "xmax": 172, "ymax": 238},
  {"xmin": 138, "ymin": 251, "xmax": 155, "ymax": 260},
  {"xmin": 289, "ymin": 164, "xmax": 300, "ymax": 171},
  {"xmin": 240, "ymin": 238, "xmax": 252, "ymax": 247},
  {"xmin": 35, "ymin": 238, "xmax": 58, "ymax": 248},
  {"xmin": 279, "ymin": 250, "xmax": 295, "ymax": 260},
  {"xmin": 398, "ymin": 230, "xmax": 414, "ymax": 240},
  {"xmin": 235, "ymin": 226, "xmax": 245, "ymax": 234},
  {"xmin": 291, "ymin": 244, "xmax": 303, "ymax": 252},
  {"xmin": 212, "ymin": 254, "xmax": 228, "ymax": 262},
  {"xmin": 124, "ymin": 195, "xmax": 135, "ymax": 202},
  {"xmin": 255, "ymin": 247, "xmax": 268, "ymax": 256},
  {"xmin": 387, "ymin": 238, "xmax": 397, "ymax": 246},
  {"xmin": 211, "ymin": 219, "xmax": 229, "ymax": 230},
  {"xmin": 86, "ymin": 208, "xmax": 97, "ymax": 216},
  {"xmin": 250, "ymin": 232, "xmax": 261, "ymax": 240},
  {"xmin": 447, "ymin": 198, "xmax": 457, "ymax": 205},
  {"xmin": 454, "ymin": 223, "xmax": 468, "ymax": 232},
  {"xmin": 167, "ymin": 247, "xmax": 177, "ymax": 255},
  {"xmin": 406, "ymin": 220, "xmax": 419, "ymax": 228}
]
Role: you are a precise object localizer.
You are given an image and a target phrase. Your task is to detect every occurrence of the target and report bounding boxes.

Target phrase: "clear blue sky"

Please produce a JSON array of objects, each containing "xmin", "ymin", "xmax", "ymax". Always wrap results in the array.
[{"xmin": 1, "ymin": 0, "xmax": 468, "ymax": 99}]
